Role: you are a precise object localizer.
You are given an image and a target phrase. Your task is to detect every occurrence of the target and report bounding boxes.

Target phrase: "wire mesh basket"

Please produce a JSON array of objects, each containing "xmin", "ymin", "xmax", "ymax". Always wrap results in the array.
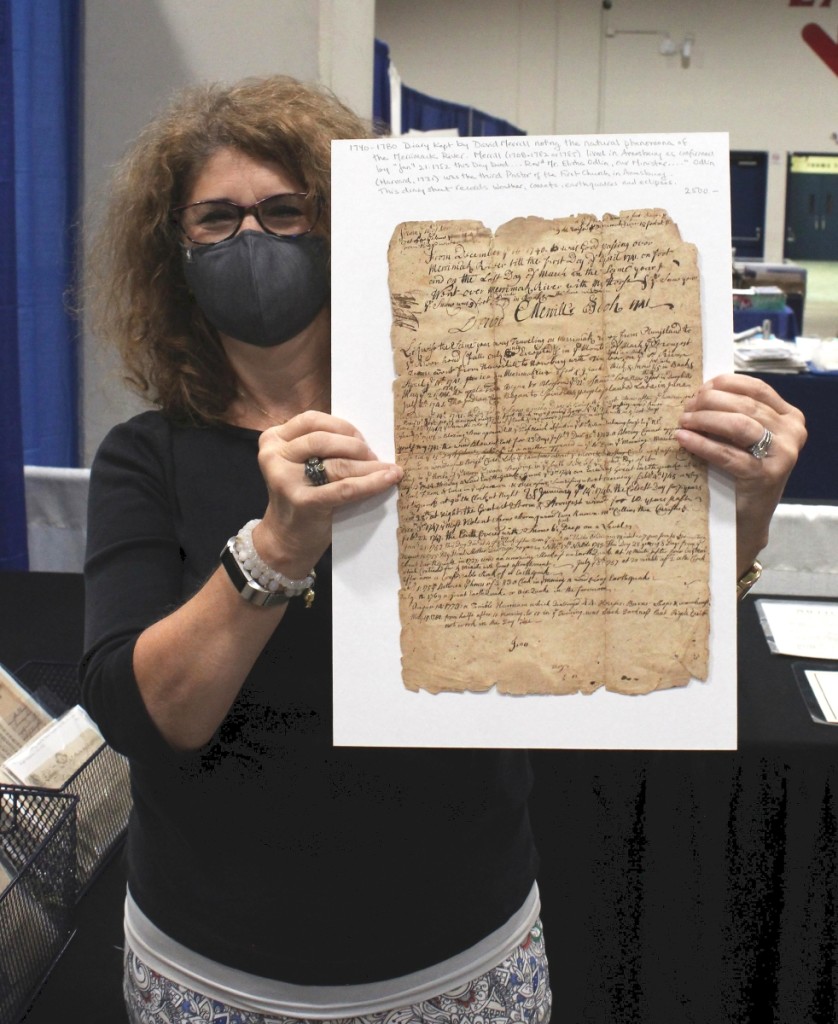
[
  {"xmin": 13, "ymin": 661, "xmax": 132, "ymax": 894},
  {"xmin": 0, "ymin": 786, "xmax": 78, "ymax": 1024}
]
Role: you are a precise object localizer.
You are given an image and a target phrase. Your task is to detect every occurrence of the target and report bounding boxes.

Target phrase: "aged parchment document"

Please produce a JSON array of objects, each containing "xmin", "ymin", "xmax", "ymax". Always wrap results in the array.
[{"xmin": 389, "ymin": 210, "xmax": 709, "ymax": 696}]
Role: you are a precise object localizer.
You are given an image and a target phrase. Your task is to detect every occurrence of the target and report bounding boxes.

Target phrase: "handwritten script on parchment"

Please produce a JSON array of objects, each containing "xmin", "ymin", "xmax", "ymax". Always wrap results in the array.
[{"xmin": 388, "ymin": 210, "xmax": 709, "ymax": 696}]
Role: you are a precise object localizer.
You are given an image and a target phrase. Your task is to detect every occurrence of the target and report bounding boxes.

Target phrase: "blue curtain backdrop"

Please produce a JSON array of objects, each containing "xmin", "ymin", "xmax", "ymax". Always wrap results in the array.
[
  {"xmin": 0, "ymin": 0, "xmax": 27, "ymax": 569},
  {"xmin": 375, "ymin": 39, "xmax": 525, "ymax": 137},
  {"xmin": 402, "ymin": 86, "xmax": 525, "ymax": 137},
  {"xmin": 401, "ymin": 84, "xmax": 472, "ymax": 135},
  {"xmin": 0, "ymin": 0, "xmax": 79, "ymax": 569},
  {"xmin": 471, "ymin": 109, "xmax": 526, "ymax": 137},
  {"xmin": 12, "ymin": 0, "xmax": 81, "ymax": 468},
  {"xmin": 397, "ymin": 88, "xmax": 522, "ymax": 137},
  {"xmin": 373, "ymin": 38, "xmax": 391, "ymax": 132}
]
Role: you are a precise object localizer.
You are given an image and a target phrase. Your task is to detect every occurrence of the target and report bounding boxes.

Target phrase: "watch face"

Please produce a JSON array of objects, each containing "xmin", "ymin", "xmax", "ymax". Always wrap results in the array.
[{"xmin": 220, "ymin": 540, "xmax": 291, "ymax": 606}]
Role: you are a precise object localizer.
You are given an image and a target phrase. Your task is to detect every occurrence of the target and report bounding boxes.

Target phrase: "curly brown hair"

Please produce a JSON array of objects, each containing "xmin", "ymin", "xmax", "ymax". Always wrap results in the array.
[{"xmin": 85, "ymin": 75, "xmax": 373, "ymax": 424}]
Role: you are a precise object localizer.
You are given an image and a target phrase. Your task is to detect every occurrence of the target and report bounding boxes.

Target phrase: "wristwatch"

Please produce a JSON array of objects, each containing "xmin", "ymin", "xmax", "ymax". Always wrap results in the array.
[{"xmin": 220, "ymin": 539, "xmax": 315, "ymax": 608}]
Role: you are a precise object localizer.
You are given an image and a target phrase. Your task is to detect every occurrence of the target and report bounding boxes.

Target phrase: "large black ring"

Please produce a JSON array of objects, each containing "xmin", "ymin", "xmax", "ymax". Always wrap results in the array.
[{"xmin": 304, "ymin": 456, "xmax": 329, "ymax": 486}]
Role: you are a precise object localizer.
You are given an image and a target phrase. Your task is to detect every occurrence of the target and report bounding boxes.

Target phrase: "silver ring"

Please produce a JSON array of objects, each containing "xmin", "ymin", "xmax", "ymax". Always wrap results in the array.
[
  {"xmin": 304, "ymin": 456, "xmax": 328, "ymax": 486},
  {"xmin": 747, "ymin": 428, "xmax": 773, "ymax": 460}
]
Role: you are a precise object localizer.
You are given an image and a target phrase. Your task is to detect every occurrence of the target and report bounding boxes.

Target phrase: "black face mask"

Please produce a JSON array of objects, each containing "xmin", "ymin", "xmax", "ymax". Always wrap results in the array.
[{"xmin": 182, "ymin": 230, "xmax": 330, "ymax": 347}]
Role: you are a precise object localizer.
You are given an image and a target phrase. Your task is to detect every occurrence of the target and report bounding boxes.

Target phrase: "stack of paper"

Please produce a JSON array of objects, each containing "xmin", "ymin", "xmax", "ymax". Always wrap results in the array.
[{"xmin": 734, "ymin": 340, "xmax": 809, "ymax": 373}]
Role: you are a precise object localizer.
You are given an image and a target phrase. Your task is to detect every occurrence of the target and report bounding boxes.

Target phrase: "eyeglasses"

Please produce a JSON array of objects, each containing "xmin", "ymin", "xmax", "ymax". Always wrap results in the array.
[{"xmin": 171, "ymin": 192, "xmax": 320, "ymax": 245}]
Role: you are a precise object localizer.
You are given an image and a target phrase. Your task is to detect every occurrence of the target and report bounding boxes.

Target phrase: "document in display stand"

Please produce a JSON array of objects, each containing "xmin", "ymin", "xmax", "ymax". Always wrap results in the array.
[
  {"xmin": 0, "ymin": 663, "xmax": 53, "ymax": 764},
  {"xmin": 793, "ymin": 663, "xmax": 838, "ymax": 726},
  {"xmin": 2, "ymin": 705, "xmax": 104, "ymax": 789},
  {"xmin": 0, "ymin": 664, "xmax": 55, "ymax": 891},
  {"xmin": 755, "ymin": 599, "xmax": 838, "ymax": 660}
]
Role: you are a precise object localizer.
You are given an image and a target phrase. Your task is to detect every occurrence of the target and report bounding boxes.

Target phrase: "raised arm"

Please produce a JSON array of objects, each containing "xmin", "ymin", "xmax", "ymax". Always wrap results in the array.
[{"xmin": 83, "ymin": 412, "xmax": 402, "ymax": 754}]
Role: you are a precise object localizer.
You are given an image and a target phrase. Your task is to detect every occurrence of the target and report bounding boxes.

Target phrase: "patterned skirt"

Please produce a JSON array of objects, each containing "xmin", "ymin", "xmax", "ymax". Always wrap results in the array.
[{"xmin": 124, "ymin": 920, "xmax": 552, "ymax": 1024}]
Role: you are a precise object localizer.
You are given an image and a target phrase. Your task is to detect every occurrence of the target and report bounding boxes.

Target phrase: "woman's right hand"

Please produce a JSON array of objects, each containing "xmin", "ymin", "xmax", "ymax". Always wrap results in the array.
[
  {"xmin": 132, "ymin": 411, "xmax": 401, "ymax": 751},
  {"xmin": 253, "ymin": 410, "xmax": 403, "ymax": 577}
]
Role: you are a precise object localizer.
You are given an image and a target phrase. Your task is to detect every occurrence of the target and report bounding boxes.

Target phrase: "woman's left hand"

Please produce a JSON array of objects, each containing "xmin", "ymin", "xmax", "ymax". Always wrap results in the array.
[{"xmin": 675, "ymin": 373, "xmax": 807, "ymax": 577}]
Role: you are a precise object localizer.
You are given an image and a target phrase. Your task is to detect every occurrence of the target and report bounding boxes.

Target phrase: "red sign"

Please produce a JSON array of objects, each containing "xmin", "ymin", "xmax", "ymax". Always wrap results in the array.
[{"xmin": 801, "ymin": 23, "xmax": 838, "ymax": 74}]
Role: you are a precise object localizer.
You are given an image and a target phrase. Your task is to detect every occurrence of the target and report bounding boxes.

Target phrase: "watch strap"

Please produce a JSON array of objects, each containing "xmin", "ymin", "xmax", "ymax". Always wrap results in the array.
[{"xmin": 220, "ymin": 539, "xmax": 292, "ymax": 607}]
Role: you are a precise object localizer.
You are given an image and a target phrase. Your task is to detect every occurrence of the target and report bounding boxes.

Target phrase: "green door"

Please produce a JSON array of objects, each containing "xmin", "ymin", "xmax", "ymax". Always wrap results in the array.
[{"xmin": 785, "ymin": 154, "xmax": 838, "ymax": 260}]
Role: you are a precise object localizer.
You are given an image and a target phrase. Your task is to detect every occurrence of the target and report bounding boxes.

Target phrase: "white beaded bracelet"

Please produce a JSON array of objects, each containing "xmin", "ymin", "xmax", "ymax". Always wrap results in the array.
[{"xmin": 232, "ymin": 519, "xmax": 315, "ymax": 597}]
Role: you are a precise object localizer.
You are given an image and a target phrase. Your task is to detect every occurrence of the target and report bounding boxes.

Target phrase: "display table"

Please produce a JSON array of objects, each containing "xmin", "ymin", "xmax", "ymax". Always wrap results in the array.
[
  {"xmin": 530, "ymin": 594, "xmax": 838, "ymax": 1024},
  {"xmin": 3, "ymin": 571, "xmax": 837, "ymax": 1023}
]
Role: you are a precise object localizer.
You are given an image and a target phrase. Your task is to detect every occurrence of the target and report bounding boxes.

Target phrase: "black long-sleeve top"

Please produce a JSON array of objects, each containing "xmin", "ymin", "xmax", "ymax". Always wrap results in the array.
[{"xmin": 81, "ymin": 411, "xmax": 538, "ymax": 985}]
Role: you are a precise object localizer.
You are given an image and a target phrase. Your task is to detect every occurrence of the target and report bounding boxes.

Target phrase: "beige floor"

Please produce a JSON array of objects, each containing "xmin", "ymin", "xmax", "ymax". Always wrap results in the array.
[{"xmin": 798, "ymin": 261, "xmax": 838, "ymax": 338}]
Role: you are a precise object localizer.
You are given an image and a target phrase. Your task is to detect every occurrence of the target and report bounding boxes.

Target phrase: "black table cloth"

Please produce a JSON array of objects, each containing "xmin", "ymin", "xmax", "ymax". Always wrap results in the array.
[
  {"xmin": 530, "ymin": 595, "xmax": 838, "ymax": 1023},
  {"xmin": 3, "ymin": 572, "xmax": 837, "ymax": 1024}
]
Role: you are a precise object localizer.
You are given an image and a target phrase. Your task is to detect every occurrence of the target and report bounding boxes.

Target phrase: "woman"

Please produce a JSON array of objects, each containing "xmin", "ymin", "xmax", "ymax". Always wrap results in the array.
[{"xmin": 82, "ymin": 76, "xmax": 805, "ymax": 1024}]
